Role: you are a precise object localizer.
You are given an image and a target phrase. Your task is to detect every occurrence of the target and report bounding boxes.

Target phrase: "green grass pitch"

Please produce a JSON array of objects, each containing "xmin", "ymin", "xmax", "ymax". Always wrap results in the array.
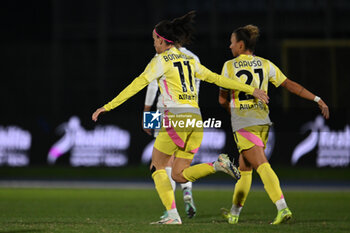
[{"xmin": 0, "ymin": 188, "xmax": 349, "ymax": 233}]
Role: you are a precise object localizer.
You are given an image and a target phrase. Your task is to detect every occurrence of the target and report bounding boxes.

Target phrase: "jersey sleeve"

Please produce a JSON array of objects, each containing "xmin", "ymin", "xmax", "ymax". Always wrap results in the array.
[
  {"xmin": 268, "ymin": 61, "xmax": 287, "ymax": 87},
  {"xmin": 103, "ymin": 56, "xmax": 164, "ymax": 111},
  {"xmin": 195, "ymin": 78, "xmax": 200, "ymax": 94},
  {"xmin": 144, "ymin": 79, "xmax": 158, "ymax": 106},
  {"xmin": 194, "ymin": 61, "xmax": 254, "ymax": 95},
  {"xmin": 193, "ymin": 54, "xmax": 200, "ymax": 63},
  {"xmin": 139, "ymin": 55, "xmax": 164, "ymax": 83}
]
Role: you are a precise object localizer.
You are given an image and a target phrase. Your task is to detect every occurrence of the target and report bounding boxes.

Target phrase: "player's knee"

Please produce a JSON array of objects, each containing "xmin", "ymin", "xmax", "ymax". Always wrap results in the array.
[
  {"xmin": 171, "ymin": 172, "xmax": 186, "ymax": 183},
  {"xmin": 171, "ymin": 173, "xmax": 180, "ymax": 182}
]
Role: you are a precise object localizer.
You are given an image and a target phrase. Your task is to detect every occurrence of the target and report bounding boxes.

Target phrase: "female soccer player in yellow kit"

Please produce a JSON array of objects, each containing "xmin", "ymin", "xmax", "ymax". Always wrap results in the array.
[
  {"xmin": 219, "ymin": 25, "xmax": 329, "ymax": 225},
  {"xmin": 143, "ymin": 44, "xmax": 201, "ymax": 219},
  {"xmin": 92, "ymin": 12, "xmax": 269, "ymax": 225}
]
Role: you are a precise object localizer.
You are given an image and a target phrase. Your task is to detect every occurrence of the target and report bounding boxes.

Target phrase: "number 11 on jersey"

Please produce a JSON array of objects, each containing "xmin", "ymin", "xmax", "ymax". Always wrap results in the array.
[{"xmin": 173, "ymin": 61, "xmax": 194, "ymax": 93}]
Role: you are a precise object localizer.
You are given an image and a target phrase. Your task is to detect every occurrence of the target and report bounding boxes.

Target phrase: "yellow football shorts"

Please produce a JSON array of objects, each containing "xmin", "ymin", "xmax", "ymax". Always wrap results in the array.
[
  {"xmin": 154, "ymin": 111, "xmax": 203, "ymax": 160},
  {"xmin": 233, "ymin": 125, "xmax": 270, "ymax": 153}
]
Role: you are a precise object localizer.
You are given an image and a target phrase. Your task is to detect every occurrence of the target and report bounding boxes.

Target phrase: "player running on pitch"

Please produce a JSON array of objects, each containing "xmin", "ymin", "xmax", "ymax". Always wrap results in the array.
[
  {"xmin": 219, "ymin": 24, "xmax": 329, "ymax": 225},
  {"xmin": 143, "ymin": 43, "xmax": 201, "ymax": 219}
]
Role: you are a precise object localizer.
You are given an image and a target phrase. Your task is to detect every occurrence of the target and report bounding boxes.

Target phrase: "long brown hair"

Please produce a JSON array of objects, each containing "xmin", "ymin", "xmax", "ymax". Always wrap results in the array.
[{"xmin": 154, "ymin": 11, "xmax": 196, "ymax": 46}]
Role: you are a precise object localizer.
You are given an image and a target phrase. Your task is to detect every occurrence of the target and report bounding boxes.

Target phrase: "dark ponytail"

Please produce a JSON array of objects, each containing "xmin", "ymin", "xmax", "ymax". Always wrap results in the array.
[{"xmin": 154, "ymin": 11, "xmax": 196, "ymax": 46}]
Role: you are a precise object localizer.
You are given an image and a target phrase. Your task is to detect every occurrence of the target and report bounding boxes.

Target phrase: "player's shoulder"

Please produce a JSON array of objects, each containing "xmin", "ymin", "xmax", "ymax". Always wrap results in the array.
[
  {"xmin": 221, "ymin": 59, "xmax": 235, "ymax": 77},
  {"xmin": 178, "ymin": 47, "xmax": 200, "ymax": 62},
  {"xmin": 151, "ymin": 53, "xmax": 162, "ymax": 61},
  {"xmin": 254, "ymin": 55, "xmax": 273, "ymax": 66},
  {"xmin": 222, "ymin": 58, "xmax": 235, "ymax": 71},
  {"xmin": 223, "ymin": 58, "xmax": 235, "ymax": 66},
  {"xmin": 148, "ymin": 53, "xmax": 164, "ymax": 67}
]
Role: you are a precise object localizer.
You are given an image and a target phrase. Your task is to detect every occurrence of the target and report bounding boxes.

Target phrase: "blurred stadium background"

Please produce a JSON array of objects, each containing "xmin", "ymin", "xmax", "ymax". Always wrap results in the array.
[{"xmin": 1, "ymin": 0, "xmax": 350, "ymax": 232}]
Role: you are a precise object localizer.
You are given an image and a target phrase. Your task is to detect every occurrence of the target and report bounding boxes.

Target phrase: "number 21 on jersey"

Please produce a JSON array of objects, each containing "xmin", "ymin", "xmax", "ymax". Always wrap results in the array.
[{"xmin": 236, "ymin": 68, "xmax": 264, "ymax": 101}]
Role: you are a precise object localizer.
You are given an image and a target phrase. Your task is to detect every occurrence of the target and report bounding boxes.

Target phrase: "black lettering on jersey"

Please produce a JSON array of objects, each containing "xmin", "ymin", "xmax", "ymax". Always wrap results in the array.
[
  {"xmin": 163, "ymin": 53, "xmax": 194, "ymax": 62},
  {"xmin": 178, "ymin": 94, "xmax": 197, "ymax": 101},
  {"xmin": 239, "ymin": 103, "xmax": 262, "ymax": 110},
  {"xmin": 234, "ymin": 59, "xmax": 263, "ymax": 68}
]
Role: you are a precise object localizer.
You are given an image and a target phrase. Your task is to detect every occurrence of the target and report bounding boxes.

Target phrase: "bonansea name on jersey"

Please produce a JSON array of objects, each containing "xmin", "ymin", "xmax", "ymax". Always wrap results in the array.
[{"xmin": 163, "ymin": 53, "xmax": 194, "ymax": 62}]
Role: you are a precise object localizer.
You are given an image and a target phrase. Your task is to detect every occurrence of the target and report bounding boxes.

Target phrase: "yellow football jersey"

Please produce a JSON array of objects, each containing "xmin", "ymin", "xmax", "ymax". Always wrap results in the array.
[
  {"xmin": 104, "ymin": 47, "xmax": 255, "ymax": 113},
  {"xmin": 221, "ymin": 54, "xmax": 287, "ymax": 132}
]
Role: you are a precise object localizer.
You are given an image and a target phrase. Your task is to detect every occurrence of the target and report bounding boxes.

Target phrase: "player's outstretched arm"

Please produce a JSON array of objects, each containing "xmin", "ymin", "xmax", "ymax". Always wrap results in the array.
[
  {"xmin": 281, "ymin": 78, "xmax": 329, "ymax": 119},
  {"xmin": 92, "ymin": 75, "xmax": 150, "ymax": 122}
]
